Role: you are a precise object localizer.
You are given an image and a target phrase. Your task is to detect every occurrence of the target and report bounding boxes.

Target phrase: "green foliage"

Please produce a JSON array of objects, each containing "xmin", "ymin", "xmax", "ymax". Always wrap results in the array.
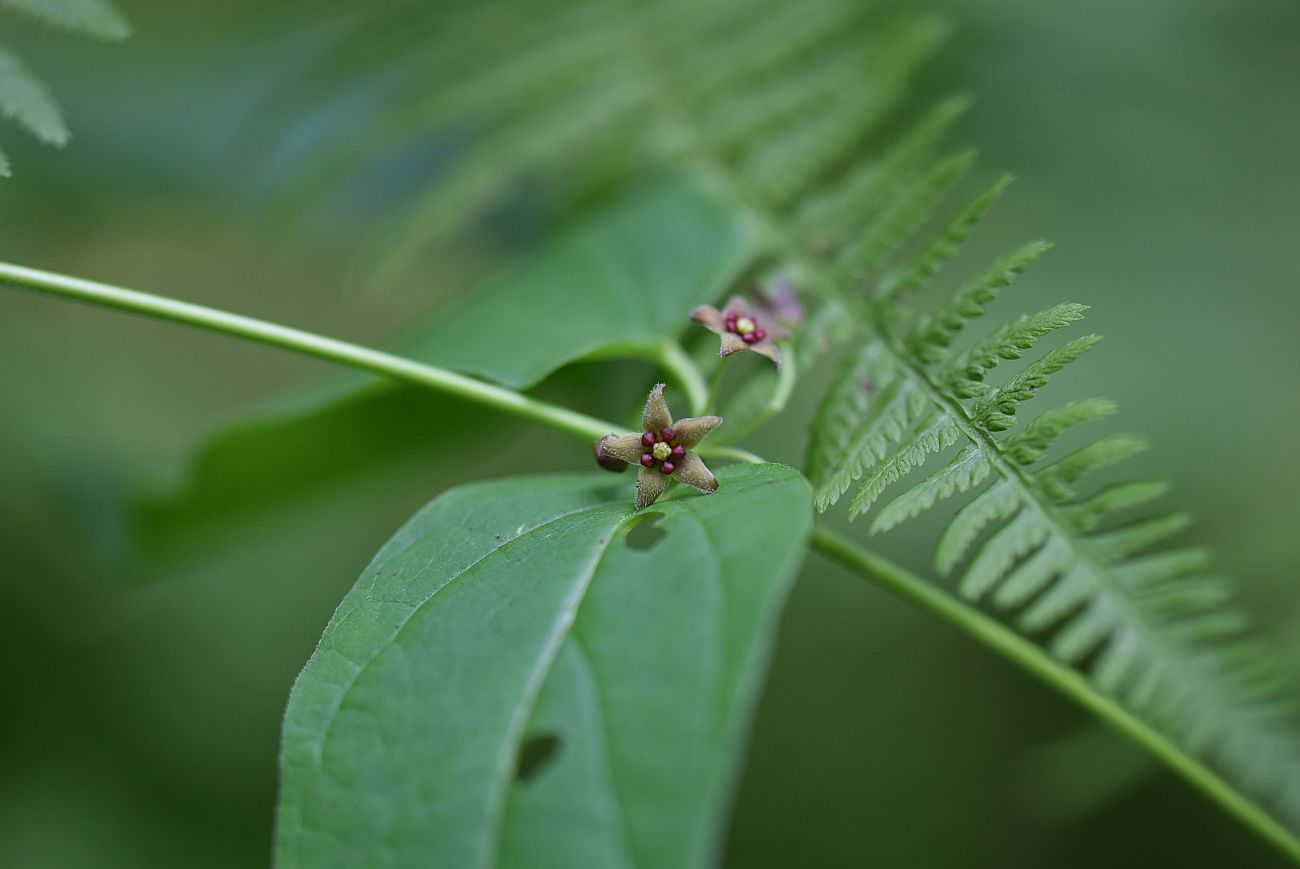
[
  {"xmin": 276, "ymin": 464, "xmax": 812, "ymax": 868},
  {"xmin": 804, "ymin": 152, "xmax": 1300, "ymax": 831},
  {"xmin": 0, "ymin": 0, "xmax": 128, "ymax": 174}
]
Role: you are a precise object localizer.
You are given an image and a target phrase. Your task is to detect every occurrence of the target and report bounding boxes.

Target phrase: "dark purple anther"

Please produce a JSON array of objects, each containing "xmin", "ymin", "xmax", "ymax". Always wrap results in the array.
[
  {"xmin": 660, "ymin": 427, "xmax": 675, "ymax": 442},
  {"xmin": 641, "ymin": 453, "xmax": 655, "ymax": 467},
  {"xmin": 742, "ymin": 333, "xmax": 757, "ymax": 344},
  {"xmin": 642, "ymin": 432, "xmax": 656, "ymax": 447},
  {"xmin": 753, "ymin": 329, "xmax": 767, "ymax": 341},
  {"xmin": 659, "ymin": 461, "xmax": 675, "ymax": 474},
  {"xmin": 672, "ymin": 444, "xmax": 685, "ymax": 458}
]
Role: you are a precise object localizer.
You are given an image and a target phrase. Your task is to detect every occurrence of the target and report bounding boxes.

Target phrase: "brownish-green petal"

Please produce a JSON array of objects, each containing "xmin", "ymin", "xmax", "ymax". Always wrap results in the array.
[
  {"xmin": 761, "ymin": 319, "xmax": 791, "ymax": 341},
  {"xmin": 602, "ymin": 433, "xmax": 646, "ymax": 465},
  {"xmin": 635, "ymin": 465, "xmax": 671, "ymax": 509},
  {"xmin": 690, "ymin": 305, "xmax": 725, "ymax": 334},
  {"xmin": 751, "ymin": 340, "xmax": 782, "ymax": 367},
  {"xmin": 722, "ymin": 295, "xmax": 751, "ymax": 319},
  {"xmin": 673, "ymin": 451, "xmax": 718, "ymax": 494},
  {"xmin": 718, "ymin": 332, "xmax": 747, "ymax": 357},
  {"xmin": 643, "ymin": 382, "xmax": 674, "ymax": 434},
  {"xmin": 673, "ymin": 415, "xmax": 723, "ymax": 449}
]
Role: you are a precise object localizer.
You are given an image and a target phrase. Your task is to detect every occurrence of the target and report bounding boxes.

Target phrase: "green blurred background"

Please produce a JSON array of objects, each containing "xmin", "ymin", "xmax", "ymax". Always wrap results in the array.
[{"xmin": 1, "ymin": 0, "xmax": 1297, "ymax": 866}]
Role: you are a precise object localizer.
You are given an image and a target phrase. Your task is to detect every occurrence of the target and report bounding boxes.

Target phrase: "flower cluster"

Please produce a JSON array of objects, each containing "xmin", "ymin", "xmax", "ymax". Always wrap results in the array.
[{"xmin": 597, "ymin": 283, "xmax": 802, "ymax": 507}]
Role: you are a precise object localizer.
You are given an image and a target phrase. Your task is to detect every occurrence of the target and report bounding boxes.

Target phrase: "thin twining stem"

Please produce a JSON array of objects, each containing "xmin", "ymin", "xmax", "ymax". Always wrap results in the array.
[{"xmin": 0, "ymin": 260, "xmax": 758, "ymax": 463}]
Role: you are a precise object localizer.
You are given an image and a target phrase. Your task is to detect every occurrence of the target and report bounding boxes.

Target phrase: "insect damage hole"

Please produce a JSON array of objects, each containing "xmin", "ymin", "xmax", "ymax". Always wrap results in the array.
[
  {"xmin": 624, "ymin": 511, "xmax": 667, "ymax": 551},
  {"xmin": 515, "ymin": 733, "xmax": 562, "ymax": 783}
]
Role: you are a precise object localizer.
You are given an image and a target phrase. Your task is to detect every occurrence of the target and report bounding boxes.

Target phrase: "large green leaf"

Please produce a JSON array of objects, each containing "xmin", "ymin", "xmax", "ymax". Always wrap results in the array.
[
  {"xmin": 132, "ymin": 177, "xmax": 755, "ymax": 554},
  {"xmin": 275, "ymin": 463, "xmax": 812, "ymax": 868}
]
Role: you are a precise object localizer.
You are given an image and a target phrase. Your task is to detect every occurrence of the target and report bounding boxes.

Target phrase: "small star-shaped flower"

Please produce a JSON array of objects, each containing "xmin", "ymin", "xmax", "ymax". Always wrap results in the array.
[
  {"xmin": 691, "ymin": 295, "xmax": 789, "ymax": 366},
  {"xmin": 599, "ymin": 383, "xmax": 722, "ymax": 509}
]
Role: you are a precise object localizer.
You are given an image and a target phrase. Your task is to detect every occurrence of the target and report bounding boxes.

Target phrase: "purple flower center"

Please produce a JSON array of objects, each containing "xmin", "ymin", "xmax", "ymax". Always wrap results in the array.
[
  {"xmin": 640, "ymin": 429, "xmax": 685, "ymax": 475},
  {"xmin": 723, "ymin": 310, "xmax": 768, "ymax": 345}
]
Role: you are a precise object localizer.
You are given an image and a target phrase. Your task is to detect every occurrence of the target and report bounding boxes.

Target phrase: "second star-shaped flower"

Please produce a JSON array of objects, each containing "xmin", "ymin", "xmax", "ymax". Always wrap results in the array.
[
  {"xmin": 691, "ymin": 295, "xmax": 788, "ymax": 366},
  {"xmin": 600, "ymin": 383, "xmax": 722, "ymax": 509}
]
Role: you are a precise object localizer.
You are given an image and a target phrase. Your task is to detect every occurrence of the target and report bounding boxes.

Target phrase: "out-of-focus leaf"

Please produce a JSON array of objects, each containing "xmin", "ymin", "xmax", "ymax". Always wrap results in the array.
[{"xmin": 275, "ymin": 463, "xmax": 812, "ymax": 869}]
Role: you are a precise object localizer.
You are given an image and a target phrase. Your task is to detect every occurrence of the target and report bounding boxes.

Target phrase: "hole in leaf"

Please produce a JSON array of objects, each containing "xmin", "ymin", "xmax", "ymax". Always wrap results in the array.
[
  {"xmin": 625, "ymin": 512, "xmax": 667, "ymax": 551},
  {"xmin": 515, "ymin": 733, "xmax": 562, "ymax": 782}
]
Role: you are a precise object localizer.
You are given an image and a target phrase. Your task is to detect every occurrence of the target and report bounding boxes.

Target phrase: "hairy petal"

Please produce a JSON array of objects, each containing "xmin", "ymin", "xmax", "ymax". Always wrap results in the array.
[
  {"xmin": 602, "ymin": 433, "xmax": 647, "ymax": 465},
  {"xmin": 643, "ymin": 382, "xmax": 673, "ymax": 433},
  {"xmin": 673, "ymin": 415, "xmax": 723, "ymax": 449},
  {"xmin": 750, "ymin": 341, "xmax": 782, "ymax": 367},
  {"xmin": 674, "ymin": 452, "xmax": 719, "ymax": 494},
  {"xmin": 691, "ymin": 305, "xmax": 725, "ymax": 333},
  {"xmin": 636, "ymin": 465, "xmax": 671, "ymax": 509},
  {"xmin": 719, "ymin": 332, "xmax": 748, "ymax": 357}
]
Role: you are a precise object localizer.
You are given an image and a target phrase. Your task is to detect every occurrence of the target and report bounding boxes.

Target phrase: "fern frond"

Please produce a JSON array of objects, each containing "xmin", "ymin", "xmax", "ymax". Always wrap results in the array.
[
  {"xmin": 0, "ymin": 46, "xmax": 69, "ymax": 146},
  {"xmin": 876, "ymin": 172, "xmax": 1013, "ymax": 302},
  {"xmin": 835, "ymin": 148, "xmax": 975, "ymax": 278},
  {"xmin": 943, "ymin": 302, "xmax": 1090, "ymax": 399},
  {"xmin": 870, "ymin": 445, "xmax": 991, "ymax": 533},
  {"xmin": 1, "ymin": 0, "xmax": 130, "ymax": 40},
  {"xmin": 908, "ymin": 240, "xmax": 1052, "ymax": 364}
]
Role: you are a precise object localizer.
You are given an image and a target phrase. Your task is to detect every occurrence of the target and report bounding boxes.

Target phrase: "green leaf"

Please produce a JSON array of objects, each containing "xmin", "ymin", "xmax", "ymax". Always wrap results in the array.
[
  {"xmin": 275, "ymin": 463, "xmax": 812, "ymax": 868},
  {"xmin": 0, "ymin": 46, "xmax": 69, "ymax": 146},
  {"xmin": 134, "ymin": 178, "xmax": 755, "ymax": 552},
  {"xmin": 393, "ymin": 177, "xmax": 755, "ymax": 389},
  {"xmin": 1, "ymin": 0, "xmax": 131, "ymax": 40}
]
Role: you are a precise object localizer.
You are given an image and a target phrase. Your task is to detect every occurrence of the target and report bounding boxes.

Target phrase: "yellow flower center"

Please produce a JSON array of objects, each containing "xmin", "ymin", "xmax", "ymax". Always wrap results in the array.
[
  {"xmin": 735, "ymin": 316, "xmax": 756, "ymax": 335},
  {"xmin": 652, "ymin": 442, "xmax": 672, "ymax": 461}
]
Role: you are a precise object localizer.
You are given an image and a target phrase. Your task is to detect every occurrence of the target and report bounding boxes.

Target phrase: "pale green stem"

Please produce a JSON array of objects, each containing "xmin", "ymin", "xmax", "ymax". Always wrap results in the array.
[
  {"xmin": 769, "ymin": 341, "xmax": 797, "ymax": 412},
  {"xmin": 0, "ymin": 261, "xmax": 740, "ymax": 462},
  {"xmin": 5, "ymin": 259, "xmax": 1297, "ymax": 861},
  {"xmin": 809, "ymin": 526, "xmax": 1300, "ymax": 866},
  {"xmin": 656, "ymin": 340, "xmax": 710, "ymax": 416}
]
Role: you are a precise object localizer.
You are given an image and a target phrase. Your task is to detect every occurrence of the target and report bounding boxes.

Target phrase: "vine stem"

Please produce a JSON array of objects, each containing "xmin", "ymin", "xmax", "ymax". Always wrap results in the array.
[
  {"xmin": 809, "ymin": 526, "xmax": 1300, "ymax": 865},
  {"xmin": 0, "ymin": 261, "xmax": 754, "ymax": 464},
  {"xmin": 4, "ymin": 259, "xmax": 1297, "ymax": 862}
]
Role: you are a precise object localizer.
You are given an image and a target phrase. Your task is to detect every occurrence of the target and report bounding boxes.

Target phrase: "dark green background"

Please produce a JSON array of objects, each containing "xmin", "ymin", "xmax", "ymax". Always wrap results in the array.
[{"xmin": 2, "ymin": 0, "xmax": 1297, "ymax": 865}]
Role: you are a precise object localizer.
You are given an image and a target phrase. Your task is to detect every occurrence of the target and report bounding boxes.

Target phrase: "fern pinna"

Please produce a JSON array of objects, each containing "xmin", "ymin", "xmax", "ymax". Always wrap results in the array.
[{"xmin": 254, "ymin": 0, "xmax": 1300, "ymax": 840}]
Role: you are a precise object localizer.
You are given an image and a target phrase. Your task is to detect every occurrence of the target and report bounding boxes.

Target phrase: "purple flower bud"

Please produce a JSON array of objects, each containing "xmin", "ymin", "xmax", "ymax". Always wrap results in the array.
[
  {"xmin": 753, "ymin": 329, "xmax": 767, "ymax": 341},
  {"xmin": 660, "ymin": 427, "xmax": 675, "ymax": 442},
  {"xmin": 594, "ymin": 435, "xmax": 629, "ymax": 473},
  {"xmin": 642, "ymin": 432, "xmax": 657, "ymax": 447},
  {"xmin": 672, "ymin": 444, "xmax": 685, "ymax": 458},
  {"xmin": 641, "ymin": 453, "xmax": 655, "ymax": 467},
  {"xmin": 659, "ymin": 461, "xmax": 675, "ymax": 474}
]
